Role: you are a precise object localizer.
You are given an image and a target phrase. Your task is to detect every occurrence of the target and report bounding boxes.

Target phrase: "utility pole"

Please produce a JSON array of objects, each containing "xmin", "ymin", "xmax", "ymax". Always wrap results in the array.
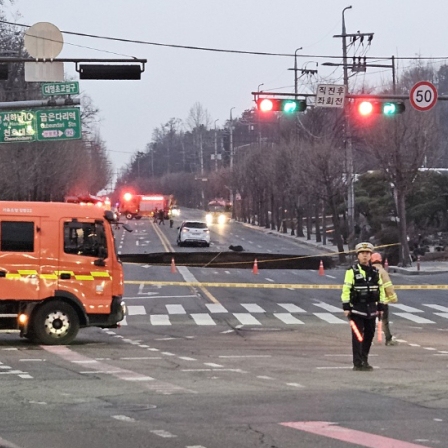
[{"xmin": 332, "ymin": 6, "xmax": 374, "ymax": 251}]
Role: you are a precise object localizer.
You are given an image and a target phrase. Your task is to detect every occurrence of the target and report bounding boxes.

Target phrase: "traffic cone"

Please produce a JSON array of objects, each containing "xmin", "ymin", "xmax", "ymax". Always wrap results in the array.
[
  {"xmin": 171, "ymin": 257, "xmax": 176, "ymax": 274},
  {"xmin": 318, "ymin": 260, "xmax": 325, "ymax": 276},
  {"xmin": 253, "ymin": 258, "xmax": 259, "ymax": 275},
  {"xmin": 384, "ymin": 258, "xmax": 389, "ymax": 272}
]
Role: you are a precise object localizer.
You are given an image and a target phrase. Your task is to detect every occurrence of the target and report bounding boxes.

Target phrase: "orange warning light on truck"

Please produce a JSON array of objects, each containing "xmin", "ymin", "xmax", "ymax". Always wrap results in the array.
[{"xmin": 0, "ymin": 201, "xmax": 127, "ymax": 345}]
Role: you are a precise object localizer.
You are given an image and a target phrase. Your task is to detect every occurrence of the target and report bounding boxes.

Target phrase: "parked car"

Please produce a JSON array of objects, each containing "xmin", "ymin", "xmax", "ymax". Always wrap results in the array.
[{"xmin": 177, "ymin": 221, "xmax": 210, "ymax": 247}]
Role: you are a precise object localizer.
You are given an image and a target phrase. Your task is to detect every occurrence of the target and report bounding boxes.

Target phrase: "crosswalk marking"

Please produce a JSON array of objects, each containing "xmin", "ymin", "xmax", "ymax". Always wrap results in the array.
[
  {"xmin": 313, "ymin": 303, "xmax": 342, "ymax": 313},
  {"xmin": 205, "ymin": 303, "xmax": 228, "ymax": 313},
  {"xmin": 278, "ymin": 303, "xmax": 306, "ymax": 313},
  {"xmin": 313, "ymin": 313, "xmax": 347, "ymax": 324},
  {"xmin": 233, "ymin": 313, "xmax": 262, "ymax": 325},
  {"xmin": 150, "ymin": 315, "xmax": 171, "ymax": 326},
  {"xmin": 241, "ymin": 303, "xmax": 266, "ymax": 313},
  {"xmin": 390, "ymin": 304, "xmax": 423, "ymax": 313},
  {"xmin": 393, "ymin": 312, "xmax": 435, "ymax": 324},
  {"xmin": 190, "ymin": 313, "xmax": 216, "ymax": 326},
  {"xmin": 434, "ymin": 313, "xmax": 448, "ymax": 319},
  {"xmin": 424, "ymin": 304, "xmax": 448, "ymax": 312},
  {"xmin": 127, "ymin": 306, "xmax": 146, "ymax": 316},
  {"xmin": 166, "ymin": 304, "xmax": 186, "ymax": 315},
  {"xmin": 274, "ymin": 313, "xmax": 305, "ymax": 325}
]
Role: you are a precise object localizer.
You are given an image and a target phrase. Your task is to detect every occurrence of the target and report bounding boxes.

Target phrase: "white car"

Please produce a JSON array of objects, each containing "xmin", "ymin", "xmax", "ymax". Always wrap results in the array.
[{"xmin": 177, "ymin": 221, "xmax": 210, "ymax": 247}]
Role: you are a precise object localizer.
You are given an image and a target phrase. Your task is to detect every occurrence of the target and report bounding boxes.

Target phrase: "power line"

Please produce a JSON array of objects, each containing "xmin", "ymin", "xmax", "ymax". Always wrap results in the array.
[{"xmin": 2, "ymin": 19, "xmax": 448, "ymax": 61}]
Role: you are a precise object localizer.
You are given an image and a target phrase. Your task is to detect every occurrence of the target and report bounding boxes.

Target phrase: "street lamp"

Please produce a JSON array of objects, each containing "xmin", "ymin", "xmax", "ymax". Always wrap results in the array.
[
  {"xmin": 229, "ymin": 107, "xmax": 235, "ymax": 170},
  {"xmin": 214, "ymin": 119, "xmax": 219, "ymax": 172}
]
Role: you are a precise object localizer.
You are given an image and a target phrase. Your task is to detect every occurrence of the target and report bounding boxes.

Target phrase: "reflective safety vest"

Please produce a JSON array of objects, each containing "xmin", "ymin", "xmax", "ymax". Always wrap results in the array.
[{"xmin": 341, "ymin": 264, "xmax": 385, "ymax": 317}]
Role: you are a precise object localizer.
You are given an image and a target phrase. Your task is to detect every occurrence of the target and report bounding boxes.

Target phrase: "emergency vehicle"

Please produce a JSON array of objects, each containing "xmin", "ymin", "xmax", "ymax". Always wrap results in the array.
[
  {"xmin": 205, "ymin": 198, "xmax": 232, "ymax": 224},
  {"xmin": 118, "ymin": 193, "xmax": 174, "ymax": 220},
  {"xmin": 65, "ymin": 193, "xmax": 112, "ymax": 210},
  {"xmin": 0, "ymin": 201, "xmax": 126, "ymax": 345}
]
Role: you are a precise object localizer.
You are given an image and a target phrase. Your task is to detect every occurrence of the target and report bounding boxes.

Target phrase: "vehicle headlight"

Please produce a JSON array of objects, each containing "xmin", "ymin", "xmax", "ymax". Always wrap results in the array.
[
  {"xmin": 218, "ymin": 214, "xmax": 226, "ymax": 225},
  {"xmin": 206, "ymin": 214, "xmax": 213, "ymax": 223}
]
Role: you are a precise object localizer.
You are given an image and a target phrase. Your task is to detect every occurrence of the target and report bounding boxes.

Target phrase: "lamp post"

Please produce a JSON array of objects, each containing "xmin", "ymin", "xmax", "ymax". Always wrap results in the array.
[
  {"xmin": 294, "ymin": 47, "xmax": 302, "ymax": 96},
  {"xmin": 214, "ymin": 119, "xmax": 219, "ymax": 172},
  {"xmin": 229, "ymin": 107, "xmax": 235, "ymax": 170}
]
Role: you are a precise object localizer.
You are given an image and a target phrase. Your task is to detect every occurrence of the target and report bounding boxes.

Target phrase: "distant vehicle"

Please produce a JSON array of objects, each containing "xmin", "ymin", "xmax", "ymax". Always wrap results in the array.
[
  {"xmin": 177, "ymin": 221, "xmax": 210, "ymax": 247},
  {"xmin": 206, "ymin": 198, "xmax": 232, "ymax": 225},
  {"xmin": 118, "ymin": 193, "xmax": 175, "ymax": 220},
  {"xmin": 65, "ymin": 193, "xmax": 111, "ymax": 210}
]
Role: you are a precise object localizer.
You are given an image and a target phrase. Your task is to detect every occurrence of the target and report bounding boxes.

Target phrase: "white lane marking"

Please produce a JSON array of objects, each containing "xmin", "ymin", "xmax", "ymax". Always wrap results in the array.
[
  {"xmin": 166, "ymin": 304, "xmax": 186, "ymax": 315},
  {"xmin": 225, "ymin": 271, "xmax": 231, "ymax": 274},
  {"xmin": 423, "ymin": 347, "xmax": 437, "ymax": 351},
  {"xmin": 390, "ymin": 304, "xmax": 424, "ymax": 313},
  {"xmin": 182, "ymin": 369, "xmax": 246, "ymax": 373},
  {"xmin": 434, "ymin": 313, "xmax": 448, "ymax": 320},
  {"xmin": 313, "ymin": 313, "xmax": 347, "ymax": 324},
  {"xmin": 278, "ymin": 303, "xmax": 306, "ymax": 313},
  {"xmin": 178, "ymin": 357, "xmax": 197, "ymax": 361},
  {"xmin": 19, "ymin": 359, "xmax": 45, "ymax": 362},
  {"xmin": 274, "ymin": 313, "xmax": 305, "ymax": 325},
  {"xmin": 186, "ymin": 446, "xmax": 207, "ymax": 448},
  {"xmin": 204, "ymin": 363, "xmax": 223, "ymax": 367},
  {"xmin": 177, "ymin": 266, "xmax": 198, "ymax": 283},
  {"xmin": 127, "ymin": 305, "xmax": 146, "ymax": 316},
  {"xmin": 206, "ymin": 303, "xmax": 228, "ymax": 313},
  {"xmin": 218, "ymin": 355, "xmax": 272, "ymax": 359},
  {"xmin": 112, "ymin": 415, "xmax": 136, "ymax": 422},
  {"xmin": 150, "ymin": 430, "xmax": 177, "ymax": 438},
  {"xmin": 162, "ymin": 352, "xmax": 176, "ymax": 356},
  {"xmin": 233, "ymin": 313, "xmax": 262, "ymax": 325},
  {"xmin": 126, "ymin": 295, "xmax": 196, "ymax": 300},
  {"xmin": 120, "ymin": 357, "xmax": 162, "ymax": 360},
  {"xmin": 191, "ymin": 313, "xmax": 216, "ymax": 326},
  {"xmin": 241, "ymin": 303, "xmax": 266, "ymax": 313},
  {"xmin": 257, "ymin": 376, "xmax": 274, "ymax": 380},
  {"xmin": 409, "ymin": 343, "xmax": 421, "ymax": 347},
  {"xmin": 19, "ymin": 374, "xmax": 33, "ymax": 379},
  {"xmin": 313, "ymin": 302, "xmax": 342, "ymax": 313},
  {"xmin": 265, "ymin": 278, "xmax": 275, "ymax": 283},
  {"xmin": 326, "ymin": 275, "xmax": 336, "ymax": 279},
  {"xmin": 316, "ymin": 366, "xmax": 354, "ymax": 370},
  {"xmin": 221, "ymin": 329, "xmax": 234, "ymax": 334},
  {"xmin": 248, "ymin": 241, "xmax": 254, "ymax": 244},
  {"xmin": 393, "ymin": 313, "xmax": 435, "ymax": 324},
  {"xmin": 286, "ymin": 383, "xmax": 304, "ymax": 388},
  {"xmin": 424, "ymin": 304, "xmax": 448, "ymax": 312},
  {"xmin": 150, "ymin": 315, "xmax": 171, "ymax": 326},
  {"xmin": 257, "ymin": 245, "xmax": 263, "ymax": 248}
]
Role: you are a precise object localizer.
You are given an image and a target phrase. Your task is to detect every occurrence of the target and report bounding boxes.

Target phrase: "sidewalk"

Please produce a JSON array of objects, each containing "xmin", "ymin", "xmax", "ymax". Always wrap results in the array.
[{"xmin": 239, "ymin": 221, "xmax": 448, "ymax": 275}]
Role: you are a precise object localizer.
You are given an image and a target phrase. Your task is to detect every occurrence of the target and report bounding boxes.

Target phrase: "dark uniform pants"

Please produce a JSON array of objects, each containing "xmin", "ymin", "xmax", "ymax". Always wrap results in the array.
[
  {"xmin": 382, "ymin": 304, "xmax": 393, "ymax": 342},
  {"xmin": 351, "ymin": 314, "xmax": 376, "ymax": 367}
]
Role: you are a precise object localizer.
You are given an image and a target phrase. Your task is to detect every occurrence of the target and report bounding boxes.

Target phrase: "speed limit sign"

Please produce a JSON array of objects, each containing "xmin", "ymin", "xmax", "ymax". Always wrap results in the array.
[{"xmin": 410, "ymin": 81, "xmax": 438, "ymax": 111}]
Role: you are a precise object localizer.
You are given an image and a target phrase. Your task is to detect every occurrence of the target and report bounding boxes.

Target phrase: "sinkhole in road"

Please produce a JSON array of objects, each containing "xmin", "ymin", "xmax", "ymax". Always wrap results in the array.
[{"xmin": 119, "ymin": 252, "xmax": 335, "ymax": 270}]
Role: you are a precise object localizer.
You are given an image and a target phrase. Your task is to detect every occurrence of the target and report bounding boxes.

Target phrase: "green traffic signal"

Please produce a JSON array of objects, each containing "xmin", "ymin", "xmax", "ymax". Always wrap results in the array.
[
  {"xmin": 257, "ymin": 98, "xmax": 307, "ymax": 113},
  {"xmin": 357, "ymin": 100, "xmax": 405, "ymax": 117}
]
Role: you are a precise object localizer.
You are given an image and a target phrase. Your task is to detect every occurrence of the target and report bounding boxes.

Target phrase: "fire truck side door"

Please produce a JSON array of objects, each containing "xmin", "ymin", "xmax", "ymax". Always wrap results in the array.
[{"xmin": 58, "ymin": 219, "xmax": 113, "ymax": 311}]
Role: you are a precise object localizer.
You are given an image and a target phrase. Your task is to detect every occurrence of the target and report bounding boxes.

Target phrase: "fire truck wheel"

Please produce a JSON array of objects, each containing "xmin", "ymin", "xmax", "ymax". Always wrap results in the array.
[
  {"xmin": 125, "ymin": 213, "xmax": 134, "ymax": 220},
  {"xmin": 31, "ymin": 300, "xmax": 80, "ymax": 345}
]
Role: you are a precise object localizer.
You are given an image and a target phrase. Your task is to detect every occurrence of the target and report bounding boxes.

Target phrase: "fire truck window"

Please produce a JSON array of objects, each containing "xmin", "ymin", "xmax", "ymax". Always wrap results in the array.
[
  {"xmin": 0, "ymin": 221, "xmax": 34, "ymax": 252},
  {"xmin": 64, "ymin": 222, "xmax": 107, "ymax": 258}
]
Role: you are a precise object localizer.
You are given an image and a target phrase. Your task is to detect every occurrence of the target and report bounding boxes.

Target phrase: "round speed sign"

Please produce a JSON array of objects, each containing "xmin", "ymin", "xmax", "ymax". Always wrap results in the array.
[{"xmin": 410, "ymin": 81, "xmax": 438, "ymax": 111}]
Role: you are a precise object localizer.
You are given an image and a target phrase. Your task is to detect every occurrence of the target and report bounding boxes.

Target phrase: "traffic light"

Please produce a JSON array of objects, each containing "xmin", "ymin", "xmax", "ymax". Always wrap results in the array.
[
  {"xmin": 257, "ymin": 98, "xmax": 307, "ymax": 114},
  {"xmin": 78, "ymin": 64, "xmax": 142, "ymax": 80},
  {"xmin": 356, "ymin": 100, "xmax": 405, "ymax": 117}
]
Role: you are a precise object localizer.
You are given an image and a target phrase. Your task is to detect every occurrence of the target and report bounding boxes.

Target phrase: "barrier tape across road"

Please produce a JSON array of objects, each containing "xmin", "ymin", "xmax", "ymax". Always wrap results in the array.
[{"xmin": 124, "ymin": 281, "xmax": 448, "ymax": 290}]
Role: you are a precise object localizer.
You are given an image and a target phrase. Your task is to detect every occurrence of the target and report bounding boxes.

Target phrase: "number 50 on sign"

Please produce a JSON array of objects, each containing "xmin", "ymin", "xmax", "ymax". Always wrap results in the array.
[{"xmin": 410, "ymin": 81, "xmax": 438, "ymax": 111}]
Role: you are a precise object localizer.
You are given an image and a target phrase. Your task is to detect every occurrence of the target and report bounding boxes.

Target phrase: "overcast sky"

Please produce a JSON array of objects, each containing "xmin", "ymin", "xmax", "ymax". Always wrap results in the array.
[{"xmin": 5, "ymin": 0, "xmax": 448, "ymax": 178}]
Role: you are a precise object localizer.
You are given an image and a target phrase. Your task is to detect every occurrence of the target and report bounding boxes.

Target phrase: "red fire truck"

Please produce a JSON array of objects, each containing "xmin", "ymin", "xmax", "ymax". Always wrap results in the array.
[{"xmin": 118, "ymin": 193, "xmax": 174, "ymax": 220}]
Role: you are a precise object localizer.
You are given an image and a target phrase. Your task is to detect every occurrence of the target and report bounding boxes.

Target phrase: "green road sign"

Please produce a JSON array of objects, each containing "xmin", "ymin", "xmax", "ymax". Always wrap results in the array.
[
  {"xmin": 0, "ymin": 108, "xmax": 81, "ymax": 143},
  {"xmin": 0, "ymin": 110, "xmax": 36, "ymax": 143},
  {"xmin": 36, "ymin": 108, "xmax": 81, "ymax": 141},
  {"xmin": 41, "ymin": 81, "xmax": 79, "ymax": 96}
]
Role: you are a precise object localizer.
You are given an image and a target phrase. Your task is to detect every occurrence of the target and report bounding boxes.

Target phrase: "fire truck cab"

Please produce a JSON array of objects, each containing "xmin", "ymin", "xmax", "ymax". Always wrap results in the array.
[{"xmin": 0, "ymin": 201, "xmax": 126, "ymax": 345}]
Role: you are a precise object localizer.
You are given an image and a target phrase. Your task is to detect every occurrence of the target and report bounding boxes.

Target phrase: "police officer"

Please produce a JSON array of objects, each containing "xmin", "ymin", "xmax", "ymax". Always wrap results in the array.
[{"xmin": 341, "ymin": 242, "xmax": 386, "ymax": 371}]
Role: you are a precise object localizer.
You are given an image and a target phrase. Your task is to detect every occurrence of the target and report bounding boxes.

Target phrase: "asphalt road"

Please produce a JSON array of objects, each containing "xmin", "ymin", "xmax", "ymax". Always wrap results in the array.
[{"xmin": 0, "ymin": 209, "xmax": 447, "ymax": 448}]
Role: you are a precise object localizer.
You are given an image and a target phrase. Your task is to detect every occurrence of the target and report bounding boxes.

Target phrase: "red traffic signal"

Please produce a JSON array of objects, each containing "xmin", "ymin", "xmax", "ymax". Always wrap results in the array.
[
  {"xmin": 356, "ymin": 100, "xmax": 405, "ymax": 117},
  {"xmin": 257, "ymin": 98, "xmax": 306, "ymax": 114}
]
